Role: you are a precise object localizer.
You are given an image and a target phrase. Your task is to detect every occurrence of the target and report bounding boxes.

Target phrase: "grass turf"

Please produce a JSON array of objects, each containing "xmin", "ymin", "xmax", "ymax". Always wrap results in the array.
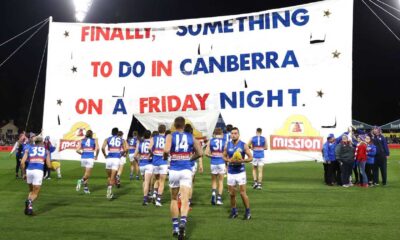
[{"xmin": 0, "ymin": 151, "xmax": 399, "ymax": 240}]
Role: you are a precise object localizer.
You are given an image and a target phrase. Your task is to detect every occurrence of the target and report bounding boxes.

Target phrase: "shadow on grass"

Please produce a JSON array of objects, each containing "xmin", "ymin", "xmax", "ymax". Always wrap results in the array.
[{"xmin": 37, "ymin": 198, "xmax": 70, "ymax": 215}]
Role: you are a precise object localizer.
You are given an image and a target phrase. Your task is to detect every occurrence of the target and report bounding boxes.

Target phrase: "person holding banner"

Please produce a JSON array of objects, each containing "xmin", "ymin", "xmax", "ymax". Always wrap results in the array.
[
  {"xmin": 205, "ymin": 127, "xmax": 226, "ymax": 205},
  {"xmin": 149, "ymin": 124, "xmax": 168, "ymax": 207},
  {"xmin": 248, "ymin": 128, "xmax": 268, "ymax": 190},
  {"xmin": 164, "ymin": 116, "xmax": 202, "ymax": 238},
  {"xmin": 76, "ymin": 130, "xmax": 99, "ymax": 194},
  {"xmin": 20, "ymin": 136, "xmax": 52, "ymax": 215},
  {"xmin": 128, "ymin": 131, "xmax": 139, "ymax": 181},
  {"xmin": 223, "ymin": 127, "xmax": 253, "ymax": 220},
  {"xmin": 9, "ymin": 133, "xmax": 27, "ymax": 178},
  {"xmin": 134, "ymin": 130, "xmax": 153, "ymax": 206},
  {"xmin": 102, "ymin": 128, "xmax": 125, "ymax": 199}
]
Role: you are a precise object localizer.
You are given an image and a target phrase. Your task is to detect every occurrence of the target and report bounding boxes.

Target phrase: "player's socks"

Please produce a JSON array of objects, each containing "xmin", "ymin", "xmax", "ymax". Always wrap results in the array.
[
  {"xmin": 211, "ymin": 189, "xmax": 216, "ymax": 205},
  {"xmin": 24, "ymin": 199, "xmax": 29, "ymax": 215},
  {"xmin": 76, "ymin": 179, "xmax": 82, "ymax": 191},
  {"xmin": 180, "ymin": 216, "xmax": 187, "ymax": 227},
  {"xmin": 106, "ymin": 185, "xmax": 112, "ymax": 198},
  {"xmin": 155, "ymin": 194, "xmax": 162, "ymax": 206},
  {"xmin": 252, "ymin": 181, "xmax": 258, "ymax": 189},
  {"xmin": 152, "ymin": 189, "xmax": 158, "ymax": 202},
  {"xmin": 216, "ymin": 194, "xmax": 223, "ymax": 205},
  {"xmin": 116, "ymin": 175, "xmax": 121, "ymax": 188},
  {"xmin": 244, "ymin": 208, "xmax": 251, "ymax": 220},
  {"xmin": 136, "ymin": 175, "xmax": 140, "ymax": 180},
  {"xmin": 129, "ymin": 173, "xmax": 133, "ymax": 181},
  {"xmin": 27, "ymin": 199, "xmax": 33, "ymax": 215},
  {"xmin": 56, "ymin": 168, "xmax": 62, "ymax": 178},
  {"xmin": 179, "ymin": 217, "xmax": 187, "ymax": 238},
  {"xmin": 172, "ymin": 218, "xmax": 179, "ymax": 236},
  {"xmin": 229, "ymin": 208, "xmax": 238, "ymax": 218},
  {"xmin": 143, "ymin": 196, "xmax": 148, "ymax": 205}
]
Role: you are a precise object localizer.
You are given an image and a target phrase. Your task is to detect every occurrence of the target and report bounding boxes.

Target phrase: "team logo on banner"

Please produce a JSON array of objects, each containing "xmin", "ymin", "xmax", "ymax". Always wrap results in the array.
[
  {"xmin": 59, "ymin": 122, "xmax": 95, "ymax": 151},
  {"xmin": 270, "ymin": 115, "xmax": 323, "ymax": 152}
]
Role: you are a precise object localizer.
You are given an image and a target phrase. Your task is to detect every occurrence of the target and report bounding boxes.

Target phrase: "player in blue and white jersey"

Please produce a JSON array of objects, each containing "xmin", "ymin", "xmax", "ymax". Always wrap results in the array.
[
  {"xmin": 223, "ymin": 124, "xmax": 233, "ymax": 143},
  {"xmin": 164, "ymin": 117, "xmax": 202, "ymax": 238},
  {"xmin": 205, "ymin": 127, "xmax": 226, "ymax": 205},
  {"xmin": 184, "ymin": 124, "xmax": 203, "ymax": 209},
  {"xmin": 116, "ymin": 131, "xmax": 128, "ymax": 188},
  {"xmin": 149, "ymin": 124, "xmax": 168, "ymax": 207},
  {"xmin": 127, "ymin": 131, "xmax": 139, "ymax": 180},
  {"xmin": 76, "ymin": 130, "xmax": 99, "ymax": 194},
  {"xmin": 134, "ymin": 130, "xmax": 153, "ymax": 206},
  {"xmin": 102, "ymin": 127, "xmax": 126, "ymax": 199},
  {"xmin": 248, "ymin": 128, "xmax": 268, "ymax": 190},
  {"xmin": 223, "ymin": 127, "xmax": 253, "ymax": 220},
  {"xmin": 20, "ymin": 136, "xmax": 52, "ymax": 215}
]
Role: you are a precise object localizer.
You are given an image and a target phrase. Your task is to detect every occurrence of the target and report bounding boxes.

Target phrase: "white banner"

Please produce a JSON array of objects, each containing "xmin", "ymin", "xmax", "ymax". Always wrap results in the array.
[{"xmin": 43, "ymin": 0, "xmax": 353, "ymax": 163}]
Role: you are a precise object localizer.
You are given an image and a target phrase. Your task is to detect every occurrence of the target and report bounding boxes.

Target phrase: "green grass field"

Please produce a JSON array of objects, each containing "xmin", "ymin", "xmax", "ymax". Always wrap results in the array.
[{"xmin": 0, "ymin": 151, "xmax": 399, "ymax": 240}]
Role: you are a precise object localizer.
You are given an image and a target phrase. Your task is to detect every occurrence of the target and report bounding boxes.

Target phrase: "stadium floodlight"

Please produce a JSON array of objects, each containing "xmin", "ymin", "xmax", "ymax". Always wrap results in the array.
[{"xmin": 73, "ymin": 0, "xmax": 93, "ymax": 22}]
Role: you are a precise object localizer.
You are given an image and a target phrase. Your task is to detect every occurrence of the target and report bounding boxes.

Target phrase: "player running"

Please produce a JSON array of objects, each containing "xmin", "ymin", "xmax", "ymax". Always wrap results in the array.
[
  {"xmin": 184, "ymin": 124, "xmax": 203, "ymax": 208},
  {"xmin": 149, "ymin": 124, "xmax": 168, "ymax": 207},
  {"xmin": 76, "ymin": 130, "xmax": 99, "ymax": 194},
  {"xmin": 20, "ymin": 136, "xmax": 52, "ymax": 215},
  {"xmin": 102, "ymin": 127, "xmax": 126, "ymax": 199},
  {"xmin": 134, "ymin": 130, "xmax": 153, "ymax": 206},
  {"xmin": 223, "ymin": 127, "xmax": 253, "ymax": 220},
  {"xmin": 164, "ymin": 117, "xmax": 202, "ymax": 238},
  {"xmin": 205, "ymin": 127, "xmax": 226, "ymax": 205},
  {"xmin": 248, "ymin": 128, "xmax": 268, "ymax": 190},
  {"xmin": 116, "ymin": 131, "xmax": 128, "ymax": 188},
  {"xmin": 128, "ymin": 131, "xmax": 139, "ymax": 180}
]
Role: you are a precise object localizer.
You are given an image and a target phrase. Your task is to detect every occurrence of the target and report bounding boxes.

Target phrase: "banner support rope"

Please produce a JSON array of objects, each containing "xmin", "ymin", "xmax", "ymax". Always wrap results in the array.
[
  {"xmin": 362, "ymin": 0, "xmax": 400, "ymax": 42},
  {"xmin": 25, "ymin": 36, "xmax": 48, "ymax": 131},
  {"xmin": 0, "ymin": 19, "xmax": 49, "ymax": 69},
  {"xmin": 0, "ymin": 18, "xmax": 49, "ymax": 47}
]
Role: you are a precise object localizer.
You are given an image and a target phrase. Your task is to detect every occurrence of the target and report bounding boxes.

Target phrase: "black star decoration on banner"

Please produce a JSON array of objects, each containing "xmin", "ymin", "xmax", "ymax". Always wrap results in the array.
[
  {"xmin": 332, "ymin": 50, "xmax": 341, "ymax": 58},
  {"xmin": 323, "ymin": 10, "xmax": 331, "ymax": 17},
  {"xmin": 57, "ymin": 99, "xmax": 62, "ymax": 106},
  {"xmin": 64, "ymin": 31, "xmax": 69, "ymax": 37},
  {"xmin": 317, "ymin": 90, "xmax": 324, "ymax": 98},
  {"xmin": 71, "ymin": 66, "xmax": 77, "ymax": 73}
]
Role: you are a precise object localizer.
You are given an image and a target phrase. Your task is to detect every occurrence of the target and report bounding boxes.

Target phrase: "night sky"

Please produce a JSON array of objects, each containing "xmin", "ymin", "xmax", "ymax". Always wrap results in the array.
[{"xmin": 0, "ymin": 0, "xmax": 399, "ymax": 132}]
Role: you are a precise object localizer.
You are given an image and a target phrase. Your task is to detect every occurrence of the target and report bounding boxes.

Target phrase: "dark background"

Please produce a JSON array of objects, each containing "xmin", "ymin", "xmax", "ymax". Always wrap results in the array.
[{"xmin": 0, "ymin": 0, "xmax": 399, "ymax": 132}]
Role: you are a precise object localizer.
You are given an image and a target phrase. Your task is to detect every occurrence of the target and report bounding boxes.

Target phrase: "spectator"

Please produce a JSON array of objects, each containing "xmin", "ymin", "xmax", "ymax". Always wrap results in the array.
[
  {"xmin": 322, "ymin": 134, "xmax": 337, "ymax": 186},
  {"xmin": 335, "ymin": 135, "xmax": 355, "ymax": 188},
  {"xmin": 371, "ymin": 127, "xmax": 390, "ymax": 186},
  {"xmin": 365, "ymin": 135, "xmax": 376, "ymax": 186},
  {"xmin": 355, "ymin": 135, "xmax": 368, "ymax": 187}
]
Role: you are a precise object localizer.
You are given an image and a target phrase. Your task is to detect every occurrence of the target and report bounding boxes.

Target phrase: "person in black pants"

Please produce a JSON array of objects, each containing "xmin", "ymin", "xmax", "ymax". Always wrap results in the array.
[
  {"xmin": 322, "ymin": 134, "xmax": 337, "ymax": 185},
  {"xmin": 335, "ymin": 135, "xmax": 355, "ymax": 187},
  {"xmin": 365, "ymin": 135, "xmax": 376, "ymax": 185},
  {"xmin": 371, "ymin": 127, "xmax": 390, "ymax": 186},
  {"xmin": 9, "ymin": 138, "xmax": 25, "ymax": 178}
]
